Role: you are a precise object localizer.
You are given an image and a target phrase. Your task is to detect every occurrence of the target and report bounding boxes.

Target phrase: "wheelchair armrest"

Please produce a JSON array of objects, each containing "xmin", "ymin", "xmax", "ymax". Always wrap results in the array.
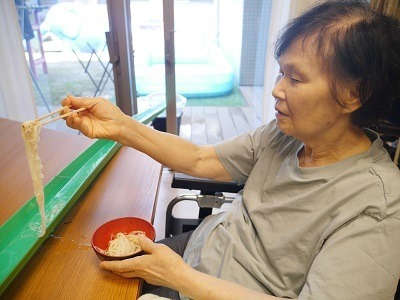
[
  {"xmin": 171, "ymin": 173, "xmax": 244, "ymax": 194},
  {"xmin": 166, "ymin": 173, "xmax": 242, "ymax": 237}
]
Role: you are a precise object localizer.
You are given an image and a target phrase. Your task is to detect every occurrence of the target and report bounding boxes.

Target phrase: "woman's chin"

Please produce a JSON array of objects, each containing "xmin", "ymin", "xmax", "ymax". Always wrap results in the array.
[
  {"xmin": 279, "ymin": 126, "xmax": 302, "ymax": 142},
  {"xmin": 275, "ymin": 119, "xmax": 292, "ymax": 136}
]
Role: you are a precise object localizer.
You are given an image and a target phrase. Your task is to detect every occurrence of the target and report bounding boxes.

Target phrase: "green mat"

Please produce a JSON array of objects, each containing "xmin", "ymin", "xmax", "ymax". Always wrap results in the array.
[{"xmin": 185, "ymin": 85, "xmax": 247, "ymax": 107}]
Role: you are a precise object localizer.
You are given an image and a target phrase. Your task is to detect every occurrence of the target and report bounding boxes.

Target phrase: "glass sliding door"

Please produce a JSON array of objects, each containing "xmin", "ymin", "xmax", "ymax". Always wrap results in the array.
[
  {"xmin": 14, "ymin": 0, "xmax": 274, "ymax": 135},
  {"xmin": 130, "ymin": 0, "xmax": 272, "ymax": 126},
  {"xmin": 132, "ymin": 0, "xmax": 235, "ymax": 101},
  {"xmin": 131, "ymin": 0, "xmax": 178, "ymax": 134},
  {"xmin": 14, "ymin": 0, "xmax": 115, "ymax": 131}
]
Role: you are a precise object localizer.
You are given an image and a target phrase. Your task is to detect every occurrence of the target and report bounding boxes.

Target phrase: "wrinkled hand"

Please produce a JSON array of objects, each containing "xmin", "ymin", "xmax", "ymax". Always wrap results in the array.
[
  {"xmin": 61, "ymin": 95, "xmax": 127, "ymax": 140},
  {"xmin": 99, "ymin": 235, "xmax": 190, "ymax": 290}
]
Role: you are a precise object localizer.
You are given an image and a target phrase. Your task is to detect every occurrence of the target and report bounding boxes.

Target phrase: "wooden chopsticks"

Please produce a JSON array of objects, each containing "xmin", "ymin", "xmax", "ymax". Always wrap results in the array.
[{"xmin": 34, "ymin": 107, "xmax": 86, "ymax": 127}]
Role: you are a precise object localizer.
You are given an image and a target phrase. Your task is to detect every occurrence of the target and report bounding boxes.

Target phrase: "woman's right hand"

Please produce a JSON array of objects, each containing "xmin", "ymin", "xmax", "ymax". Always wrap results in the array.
[{"xmin": 61, "ymin": 95, "xmax": 128, "ymax": 141}]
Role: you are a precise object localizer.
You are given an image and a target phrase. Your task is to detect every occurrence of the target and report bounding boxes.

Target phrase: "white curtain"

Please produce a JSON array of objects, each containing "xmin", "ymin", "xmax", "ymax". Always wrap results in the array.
[
  {"xmin": 0, "ymin": 1, "xmax": 37, "ymax": 121},
  {"xmin": 262, "ymin": 0, "xmax": 291, "ymax": 124},
  {"xmin": 262, "ymin": 0, "xmax": 320, "ymax": 124}
]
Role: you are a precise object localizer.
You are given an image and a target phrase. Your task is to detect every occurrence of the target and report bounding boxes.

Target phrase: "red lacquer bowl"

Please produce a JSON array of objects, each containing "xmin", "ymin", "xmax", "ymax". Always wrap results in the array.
[{"xmin": 91, "ymin": 217, "xmax": 156, "ymax": 261}]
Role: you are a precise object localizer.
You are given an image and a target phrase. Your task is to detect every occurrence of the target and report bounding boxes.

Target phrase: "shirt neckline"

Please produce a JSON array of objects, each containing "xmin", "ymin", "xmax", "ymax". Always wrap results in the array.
[{"xmin": 291, "ymin": 129, "xmax": 384, "ymax": 178}]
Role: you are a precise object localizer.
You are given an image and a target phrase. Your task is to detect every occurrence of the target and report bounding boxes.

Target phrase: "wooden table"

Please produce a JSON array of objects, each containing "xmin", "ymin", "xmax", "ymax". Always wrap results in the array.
[{"xmin": 0, "ymin": 118, "xmax": 162, "ymax": 299}]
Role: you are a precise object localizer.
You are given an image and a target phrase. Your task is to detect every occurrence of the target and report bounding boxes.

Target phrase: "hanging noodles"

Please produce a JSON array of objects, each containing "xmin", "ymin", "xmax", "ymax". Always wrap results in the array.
[
  {"xmin": 21, "ymin": 121, "xmax": 46, "ymax": 237},
  {"xmin": 20, "ymin": 106, "xmax": 86, "ymax": 237},
  {"xmin": 96, "ymin": 231, "xmax": 145, "ymax": 256}
]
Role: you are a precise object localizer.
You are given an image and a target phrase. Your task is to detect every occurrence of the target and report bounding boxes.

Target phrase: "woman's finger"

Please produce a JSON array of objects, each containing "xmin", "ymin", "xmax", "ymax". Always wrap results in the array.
[
  {"xmin": 137, "ymin": 234, "xmax": 156, "ymax": 254},
  {"xmin": 112, "ymin": 270, "xmax": 137, "ymax": 278},
  {"xmin": 100, "ymin": 257, "xmax": 141, "ymax": 273}
]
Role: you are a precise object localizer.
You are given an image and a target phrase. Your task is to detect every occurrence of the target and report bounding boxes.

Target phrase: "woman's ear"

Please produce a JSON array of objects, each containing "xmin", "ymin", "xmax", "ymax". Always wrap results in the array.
[{"xmin": 342, "ymin": 86, "xmax": 362, "ymax": 114}]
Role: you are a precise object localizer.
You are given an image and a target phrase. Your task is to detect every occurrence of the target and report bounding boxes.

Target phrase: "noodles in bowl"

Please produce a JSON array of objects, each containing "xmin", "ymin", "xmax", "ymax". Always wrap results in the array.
[
  {"xmin": 92, "ymin": 217, "xmax": 156, "ymax": 261},
  {"xmin": 95, "ymin": 231, "xmax": 145, "ymax": 257}
]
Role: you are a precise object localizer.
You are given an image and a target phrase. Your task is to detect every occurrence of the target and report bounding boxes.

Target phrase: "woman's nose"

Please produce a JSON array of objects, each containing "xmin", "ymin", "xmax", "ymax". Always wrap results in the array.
[{"xmin": 272, "ymin": 73, "xmax": 285, "ymax": 100}]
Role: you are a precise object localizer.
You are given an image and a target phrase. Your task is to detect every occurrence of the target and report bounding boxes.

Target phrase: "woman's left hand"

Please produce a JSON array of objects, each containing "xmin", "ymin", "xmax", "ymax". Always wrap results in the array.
[
  {"xmin": 100, "ymin": 236, "xmax": 282, "ymax": 300},
  {"xmin": 99, "ymin": 235, "xmax": 190, "ymax": 289}
]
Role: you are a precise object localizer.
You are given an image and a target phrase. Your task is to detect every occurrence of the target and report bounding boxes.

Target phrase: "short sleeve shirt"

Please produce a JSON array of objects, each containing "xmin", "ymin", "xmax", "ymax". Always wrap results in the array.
[{"xmin": 182, "ymin": 120, "xmax": 400, "ymax": 299}]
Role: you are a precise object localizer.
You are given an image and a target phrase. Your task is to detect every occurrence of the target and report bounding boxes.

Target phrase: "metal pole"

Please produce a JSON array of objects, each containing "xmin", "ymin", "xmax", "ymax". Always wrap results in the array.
[
  {"xmin": 163, "ymin": 0, "xmax": 177, "ymax": 135},
  {"xmin": 106, "ymin": 0, "xmax": 137, "ymax": 116}
]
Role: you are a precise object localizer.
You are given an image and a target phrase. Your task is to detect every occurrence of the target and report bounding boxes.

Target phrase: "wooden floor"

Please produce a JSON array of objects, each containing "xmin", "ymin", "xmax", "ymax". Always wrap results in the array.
[
  {"xmin": 179, "ymin": 87, "xmax": 263, "ymax": 145},
  {"xmin": 179, "ymin": 105, "xmax": 262, "ymax": 145}
]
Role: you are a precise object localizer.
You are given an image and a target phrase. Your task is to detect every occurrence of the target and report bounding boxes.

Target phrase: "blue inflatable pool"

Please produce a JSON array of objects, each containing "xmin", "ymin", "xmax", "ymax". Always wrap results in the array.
[{"xmin": 135, "ymin": 44, "xmax": 235, "ymax": 98}]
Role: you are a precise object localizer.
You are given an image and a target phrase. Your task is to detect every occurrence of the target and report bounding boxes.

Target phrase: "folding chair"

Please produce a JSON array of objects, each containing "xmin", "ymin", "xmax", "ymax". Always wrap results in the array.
[
  {"xmin": 15, "ymin": 1, "xmax": 51, "ymax": 113},
  {"xmin": 71, "ymin": 42, "xmax": 114, "ymax": 97},
  {"xmin": 16, "ymin": 0, "xmax": 48, "ymax": 80},
  {"xmin": 39, "ymin": 2, "xmax": 112, "ymax": 97}
]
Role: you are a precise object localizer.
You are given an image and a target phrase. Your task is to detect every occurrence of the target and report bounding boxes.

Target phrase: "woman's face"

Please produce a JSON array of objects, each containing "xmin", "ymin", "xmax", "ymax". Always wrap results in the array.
[{"xmin": 272, "ymin": 38, "xmax": 350, "ymax": 143}]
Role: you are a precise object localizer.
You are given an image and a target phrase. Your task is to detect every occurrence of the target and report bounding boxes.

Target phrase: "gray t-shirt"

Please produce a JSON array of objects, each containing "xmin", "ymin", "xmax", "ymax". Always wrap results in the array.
[{"xmin": 182, "ymin": 120, "xmax": 400, "ymax": 299}]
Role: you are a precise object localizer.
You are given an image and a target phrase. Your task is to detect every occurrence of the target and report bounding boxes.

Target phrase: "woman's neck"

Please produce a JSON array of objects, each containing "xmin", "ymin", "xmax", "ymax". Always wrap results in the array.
[{"xmin": 298, "ymin": 126, "xmax": 372, "ymax": 167}]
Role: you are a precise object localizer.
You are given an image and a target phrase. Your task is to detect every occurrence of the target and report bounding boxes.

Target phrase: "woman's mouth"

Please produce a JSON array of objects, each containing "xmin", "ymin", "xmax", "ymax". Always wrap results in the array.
[{"xmin": 275, "ymin": 108, "xmax": 288, "ymax": 117}]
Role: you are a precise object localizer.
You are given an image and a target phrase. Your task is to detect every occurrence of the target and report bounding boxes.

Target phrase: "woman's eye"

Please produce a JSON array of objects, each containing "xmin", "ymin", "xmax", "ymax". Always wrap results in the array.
[
  {"xmin": 275, "ymin": 72, "xmax": 284, "ymax": 84},
  {"xmin": 276, "ymin": 72, "xmax": 302, "ymax": 84}
]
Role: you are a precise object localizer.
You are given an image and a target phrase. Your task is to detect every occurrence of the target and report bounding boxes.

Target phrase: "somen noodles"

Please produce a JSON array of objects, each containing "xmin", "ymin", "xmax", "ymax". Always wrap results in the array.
[
  {"xmin": 96, "ymin": 231, "xmax": 145, "ymax": 256},
  {"xmin": 21, "ymin": 120, "xmax": 46, "ymax": 237},
  {"xmin": 20, "ymin": 106, "xmax": 86, "ymax": 237}
]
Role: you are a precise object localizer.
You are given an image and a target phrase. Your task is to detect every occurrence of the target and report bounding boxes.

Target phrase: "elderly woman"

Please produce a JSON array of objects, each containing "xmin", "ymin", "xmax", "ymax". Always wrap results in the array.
[{"xmin": 62, "ymin": 0, "xmax": 400, "ymax": 299}]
